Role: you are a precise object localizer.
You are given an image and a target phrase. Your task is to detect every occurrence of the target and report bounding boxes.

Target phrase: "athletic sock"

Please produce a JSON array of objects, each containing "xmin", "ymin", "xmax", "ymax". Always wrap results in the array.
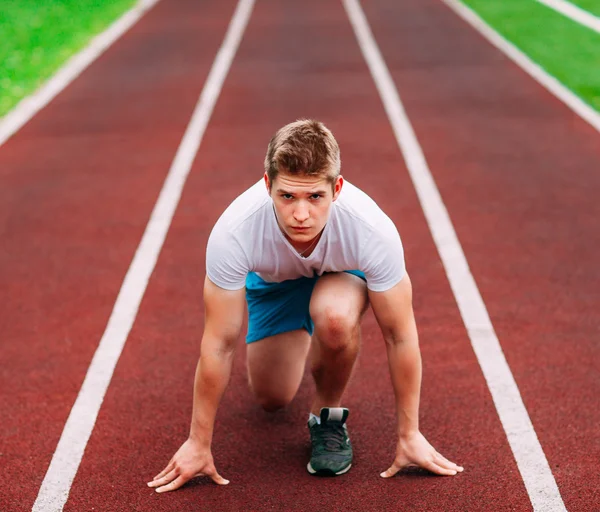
[{"xmin": 309, "ymin": 412, "xmax": 321, "ymax": 424}]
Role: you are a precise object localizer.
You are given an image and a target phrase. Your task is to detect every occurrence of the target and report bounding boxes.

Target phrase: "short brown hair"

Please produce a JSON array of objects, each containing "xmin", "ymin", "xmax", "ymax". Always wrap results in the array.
[{"xmin": 264, "ymin": 119, "xmax": 341, "ymax": 185}]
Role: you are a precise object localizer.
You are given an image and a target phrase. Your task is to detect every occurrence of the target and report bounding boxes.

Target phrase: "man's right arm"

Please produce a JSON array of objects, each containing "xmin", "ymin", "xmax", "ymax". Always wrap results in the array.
[
  {"xmin": 190, "ymin": 276, "xmax": 246, "ymax": 442},
  {"xmin": 148, "ymin": 276, "xmax": 246, "ymax": 493}
]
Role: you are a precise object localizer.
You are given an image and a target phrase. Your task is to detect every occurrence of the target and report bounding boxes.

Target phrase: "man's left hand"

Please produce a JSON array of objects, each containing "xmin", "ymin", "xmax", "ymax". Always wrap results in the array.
[{"xmin": 380, "ymin": 431, "xmax": 464, "ymax": 478}]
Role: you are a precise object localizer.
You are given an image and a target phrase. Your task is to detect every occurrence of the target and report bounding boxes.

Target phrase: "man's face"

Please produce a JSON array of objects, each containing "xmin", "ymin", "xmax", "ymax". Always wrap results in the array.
[{"xmin": 265, "ymin": 171, "xmax": 343, "ymax": 244}]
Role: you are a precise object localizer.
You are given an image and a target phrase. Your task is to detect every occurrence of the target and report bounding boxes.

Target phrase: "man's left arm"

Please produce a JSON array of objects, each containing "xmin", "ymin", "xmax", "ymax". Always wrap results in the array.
[{"xmin": 368, "ymin": 273, "xmax": 464, "ymax": 478}]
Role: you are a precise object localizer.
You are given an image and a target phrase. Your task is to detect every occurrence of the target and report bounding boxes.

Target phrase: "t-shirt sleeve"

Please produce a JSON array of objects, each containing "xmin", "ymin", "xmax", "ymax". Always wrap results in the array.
[
  {"xmin": 360, "ymin": 226, "xmax": 406, "ymax": 292},
  {"xmin": 205, "ymin": 226, "xmax": 250, "ymax": 290}
]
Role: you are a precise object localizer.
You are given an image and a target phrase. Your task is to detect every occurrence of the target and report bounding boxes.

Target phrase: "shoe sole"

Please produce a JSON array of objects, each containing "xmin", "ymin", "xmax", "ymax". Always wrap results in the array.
[{"xmin": 307, "ymin": 462, "xmax": 352, "ymax": 476}]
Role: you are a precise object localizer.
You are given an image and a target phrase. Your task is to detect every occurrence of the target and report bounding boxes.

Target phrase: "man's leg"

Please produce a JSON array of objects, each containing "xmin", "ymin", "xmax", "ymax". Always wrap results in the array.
[
  {"xmin": 246, "ymin": 329, "xmax": 312, "ymax": 412},
  {"xmin": 309, "ymin": 272, "xmax": 369, "ymax": 414},
  {"xmin": 305, "ymin": 272, "xmax": 368, "ymax": 475},
  {"xmin": 244, "ymin": 271, "xmax": 317, "ymax": 411}
]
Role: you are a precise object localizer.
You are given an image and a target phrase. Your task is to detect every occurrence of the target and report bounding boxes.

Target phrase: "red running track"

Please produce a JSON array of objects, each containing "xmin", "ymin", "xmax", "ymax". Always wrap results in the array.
[
  {"xmin": 0, "ymin": 0, "xmax": 597, "ymax": 510},
  {"xmin": 0, "ymin": 0, "xmax": 239, "ymax": 509},
  {"xmin": 360, "ymin": 0, "xmax": 600, "ymax": 509}
]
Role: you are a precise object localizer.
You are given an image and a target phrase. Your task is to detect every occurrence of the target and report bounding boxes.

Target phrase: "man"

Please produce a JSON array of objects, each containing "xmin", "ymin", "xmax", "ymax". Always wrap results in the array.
[{"xmin": 148, "ymin": 119, "xmax": 463, "ymax": 492}]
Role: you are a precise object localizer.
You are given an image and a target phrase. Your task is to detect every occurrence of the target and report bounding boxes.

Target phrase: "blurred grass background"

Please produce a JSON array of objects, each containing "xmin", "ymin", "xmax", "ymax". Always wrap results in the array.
[
  {"xmin": 568, "ymin": 0, "xmax": 600, "ymax": 17},
  {"xmin": 1, "ymin": 0, "xmax": 599, "ymax": 120},
  {"xmin": 461, "ymin": 0, "xmax": 600, "ymax": 112},
  {"xmin": 0, "ymin": 0, "xmax": 136, "ymax": 117}
]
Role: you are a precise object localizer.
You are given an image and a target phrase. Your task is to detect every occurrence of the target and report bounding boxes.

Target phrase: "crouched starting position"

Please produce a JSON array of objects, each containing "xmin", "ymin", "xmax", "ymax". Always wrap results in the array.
[{"xmin": 149, "ymin": 119, "xmax": 463, "ymax": 492}]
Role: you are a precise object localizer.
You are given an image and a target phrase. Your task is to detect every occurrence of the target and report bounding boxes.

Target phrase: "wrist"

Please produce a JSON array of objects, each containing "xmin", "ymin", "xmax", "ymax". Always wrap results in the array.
[
  {"xmin": 189, "ymin": 423, "xmax": 213, "ymax": 447},
  {"xmin": 188, "ymin": 432, "xmax": 211, "ymax": 447},
  {"xmin": 396, "ymin": 411, "xmax": 419, "ymax": 439},
  {"xmin": 398, "ymin": 428, "xmax": 419, "ymax": 441},
  {"xmin": 397, "ymin": 416, "xmax": 419, "ymax": 439}
]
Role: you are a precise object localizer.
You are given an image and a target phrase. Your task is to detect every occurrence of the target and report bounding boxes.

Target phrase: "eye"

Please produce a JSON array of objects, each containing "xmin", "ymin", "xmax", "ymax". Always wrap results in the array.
[
  {"xmin": 310, "ymin": 194, "xmax": 322, "ymax": 200},
  {"xmin": 281, "ymin": 194, "xmax": 293, "ymax": 200}
]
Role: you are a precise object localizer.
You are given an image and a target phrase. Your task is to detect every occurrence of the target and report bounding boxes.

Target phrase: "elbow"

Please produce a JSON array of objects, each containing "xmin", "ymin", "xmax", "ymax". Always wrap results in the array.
[
  {"xmin": 382, "ymin": 333, "xmax": 402, "ymax": 347},
  {"xmin": 380, "ymin": 324, "xmax": 401, "ymax": 346},
  {"xmin": 382, "ymin": 329, "xmax": 418, "ymax": 348},
  {"xmin": 200, "ymin": 333, "xmax": 238, "ymax": 361}
]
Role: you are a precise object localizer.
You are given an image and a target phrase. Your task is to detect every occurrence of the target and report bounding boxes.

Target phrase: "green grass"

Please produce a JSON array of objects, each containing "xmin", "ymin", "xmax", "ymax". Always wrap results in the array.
[
  {"xmin": 568, "ymin": 0, "xmax": 600, "ymax": 18},
  {"xmin": 460, "ymin": 0, "xmax": 600, "ymax": 112},
  {"xmin": 0, "ymin": 0, "xmax": 137, "ymax": 117}
]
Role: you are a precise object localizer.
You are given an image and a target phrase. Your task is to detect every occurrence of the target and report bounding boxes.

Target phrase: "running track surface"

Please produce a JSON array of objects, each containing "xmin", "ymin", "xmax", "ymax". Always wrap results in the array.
[{"xmin": 1, "ymin": 0, "xmax": 598, "ymax": 510}]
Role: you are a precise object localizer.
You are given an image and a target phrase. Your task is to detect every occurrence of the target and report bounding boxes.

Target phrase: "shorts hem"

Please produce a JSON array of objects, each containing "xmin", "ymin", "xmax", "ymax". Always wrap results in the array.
[{"xmin": 246, "ymin": 324, "xmax": 313, "ymax": 344}]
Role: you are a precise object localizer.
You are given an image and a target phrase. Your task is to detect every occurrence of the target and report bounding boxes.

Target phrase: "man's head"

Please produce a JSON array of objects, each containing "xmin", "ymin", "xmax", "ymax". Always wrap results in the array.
[
  {"xmin": 264, "ymin": 119, "xmax": 341, "ymax": 185},
  {"xmin": 264, "ymin": 120, "xmax": 343, "ymax": 247}
]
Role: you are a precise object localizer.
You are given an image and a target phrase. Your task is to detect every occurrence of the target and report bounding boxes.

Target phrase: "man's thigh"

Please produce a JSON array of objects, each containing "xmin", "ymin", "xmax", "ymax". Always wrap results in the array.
[
  {"xmin": 245, "ymin": 271, "xmax": 367, "ymax": 343},
  {"xmin": 245, "ymin": 272, "xmax": 316, "ymax": 406},
  {"xmin": 244, "ymin": 271, "xmax": 368, "ymax": 406},
  {"xmin": 246, "ymin": 329, "xmax": 312, "ymax": 407},
  {"xmin": 245, "ymin": 272, "xmax": 317, "ymax": 343}
]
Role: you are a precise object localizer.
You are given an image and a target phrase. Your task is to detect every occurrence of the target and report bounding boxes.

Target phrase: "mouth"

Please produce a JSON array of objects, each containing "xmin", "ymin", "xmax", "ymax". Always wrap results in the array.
[{"xmin": 291, "ymin": 226, "xmax": 310, "ymax": 231}]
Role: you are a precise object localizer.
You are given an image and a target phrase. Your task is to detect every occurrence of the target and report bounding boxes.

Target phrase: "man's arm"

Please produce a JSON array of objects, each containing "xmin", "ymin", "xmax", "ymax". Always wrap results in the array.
[
  {"xmin": 148, "ymin": 276, "xmax": 246, "ymax": 492},
  {"xmin": 190, "ymin": 276, "xmax": 246, "ymax": 443},
  {"xmin": 368, "ymin": 273, "xmax": 464, "ymax": 477}
]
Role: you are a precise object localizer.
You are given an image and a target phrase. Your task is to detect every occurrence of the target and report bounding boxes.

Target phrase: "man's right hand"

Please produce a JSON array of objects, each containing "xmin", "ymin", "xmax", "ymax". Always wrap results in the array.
[{"xmin": 147, "ymin": 438, "xmax": 229, "ymax": 492}]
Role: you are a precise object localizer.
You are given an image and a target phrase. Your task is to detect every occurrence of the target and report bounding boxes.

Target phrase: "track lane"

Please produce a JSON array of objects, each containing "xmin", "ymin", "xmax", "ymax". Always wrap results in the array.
[
  {"xmin": 0, "ymin": 0, "xmax": 238, "ymax": 509},
  {"xmin": 64, "ymin": 0, "xmax": 531, "ymax": 510},
  {"xmin": 361, "ymin": 0, "xmax": 600, "ymax": 510}
]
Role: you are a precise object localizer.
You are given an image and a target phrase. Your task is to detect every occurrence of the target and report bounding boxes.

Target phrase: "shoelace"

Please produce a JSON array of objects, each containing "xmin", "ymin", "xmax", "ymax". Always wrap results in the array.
[{"xmin": 314, "ymin": 423, "xmax": 346, "ymax": 451}]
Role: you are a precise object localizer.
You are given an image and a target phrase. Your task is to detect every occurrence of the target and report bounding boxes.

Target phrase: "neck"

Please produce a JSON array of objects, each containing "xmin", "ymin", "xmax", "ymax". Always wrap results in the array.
[{"xmin": 296, "ymin": 230, "xmax": 323, "ymax": 257}]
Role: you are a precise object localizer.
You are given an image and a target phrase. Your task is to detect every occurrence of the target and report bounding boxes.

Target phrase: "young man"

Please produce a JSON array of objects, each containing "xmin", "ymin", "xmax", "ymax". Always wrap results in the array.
[{"xmin": 148, "ymin": 119, "xmax": 463, "ymax": 492}]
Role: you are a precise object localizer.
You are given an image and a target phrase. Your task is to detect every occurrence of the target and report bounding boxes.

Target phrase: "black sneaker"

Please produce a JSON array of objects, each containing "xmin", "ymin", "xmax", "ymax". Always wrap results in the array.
[{"xmin": 307, "ymin": 407, "xmax": 352, "ymax": 476}]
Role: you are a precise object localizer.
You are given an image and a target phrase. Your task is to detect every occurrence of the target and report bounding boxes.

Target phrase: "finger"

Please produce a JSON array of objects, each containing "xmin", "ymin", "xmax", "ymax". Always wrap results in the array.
[
  {"xmin": 434, "ymin": 452, "xmax": 464, "ymax": 472},
  {"xmin": 380, "ymin": 461, "xmax": 403, "ymax": 478},
  {"xmin": 422, "ymin": 459, "xmax": 458, "ymax": 476},
  {"xmin": 152, "ymin": 462, "xmax": 174, "ymax": 482},
  {"xmin": 205, "ymin": 466, "xmax": 230, "ymax": 485},
  {"xmin": 156, "ymin": 474, "xmax": 188, "ymax": 493},
  {"xmin": 148, "ymin": 468, "xmax": 177, "ymax": 488}
]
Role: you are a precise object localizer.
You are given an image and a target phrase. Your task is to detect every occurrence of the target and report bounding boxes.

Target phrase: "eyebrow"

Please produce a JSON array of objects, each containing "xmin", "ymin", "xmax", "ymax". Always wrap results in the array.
[{"xmin": 276, "ymin": 188, "xmax": 328, "ymax": 196}]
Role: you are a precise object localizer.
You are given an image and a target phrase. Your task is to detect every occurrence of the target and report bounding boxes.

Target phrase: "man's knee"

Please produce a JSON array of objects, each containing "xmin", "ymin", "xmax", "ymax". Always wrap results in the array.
[
  {"xmin": 254, "ymin": 392, "xmax": 293, "ymax": 412},
  {"xmin": 248, "ymin": 374, "xmax": 295, "ymax": 412},
  {"xmin": 309, "ymin": 273, "xmax": 367, "ymax": 352},
  {"xmin": 311, "ymin": 306, "xmax": 359, "ymax": 352}
]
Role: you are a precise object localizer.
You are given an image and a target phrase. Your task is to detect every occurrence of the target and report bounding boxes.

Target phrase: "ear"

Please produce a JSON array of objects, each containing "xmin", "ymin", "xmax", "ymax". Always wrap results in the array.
[
  {"xmin": 332, "ymin": 175, "xmax": 344, "ymax": 201},
  {"xmin": 264, "ymin": 172, "xmax": 271, "ymax": 194}
]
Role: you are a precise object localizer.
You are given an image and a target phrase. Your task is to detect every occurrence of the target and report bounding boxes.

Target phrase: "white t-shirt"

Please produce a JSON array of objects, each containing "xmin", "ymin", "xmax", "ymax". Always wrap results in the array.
[{"xmin": 206, "ymin": 179, "xmax": 405, "ymax": 292}]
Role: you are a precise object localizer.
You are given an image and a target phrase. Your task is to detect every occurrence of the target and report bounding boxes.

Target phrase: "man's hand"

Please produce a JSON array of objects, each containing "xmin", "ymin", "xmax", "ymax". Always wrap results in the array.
[
  {"xmin": 147, "ymin": 438, "xmax": 229, "ymax": 492},
  {"xmin": 380, "ymin": 431, "xmax": 464, "ymax": 478}
]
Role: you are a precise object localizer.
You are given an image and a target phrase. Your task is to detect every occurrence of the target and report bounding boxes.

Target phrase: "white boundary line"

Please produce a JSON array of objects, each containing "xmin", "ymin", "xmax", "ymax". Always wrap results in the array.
[
  {"xmin": 0, "ymin": 0, "xmax": 161, "ymax": 149},
  {"xmin": 31, "ymin": 0, "xmax": 255, "ymax": 510},
  {"xmin": 443, "ymin": 0, "xmax": 600, "ymax": 134},
  {"xmin": 342, "ymin": 1, "xmax": 567, "ymax": 511},
  {"xmin": 535, "ymin": 0, "xmax": 600, "ymax": 34}
]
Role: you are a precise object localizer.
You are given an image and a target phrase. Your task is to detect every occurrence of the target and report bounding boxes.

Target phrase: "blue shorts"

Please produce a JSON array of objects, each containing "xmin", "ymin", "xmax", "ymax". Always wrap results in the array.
[{"xmin": 245, "ymin": 271, "xmax": 366, "ymax": 344}]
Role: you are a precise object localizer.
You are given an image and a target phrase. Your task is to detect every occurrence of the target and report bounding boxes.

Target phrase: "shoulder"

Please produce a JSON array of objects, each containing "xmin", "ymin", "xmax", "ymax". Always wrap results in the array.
[
  {"xmin": 334, "ymin": 181, "xmax": 405, "ymax": 292},
  {"xmin": 206, "ymin": 180, "xmax": 271, "ymax": 290},
  {"xmin": 334, "ymin": 180, "xmax": 398, "ymax": 239},
  {"xmin": 211, "ymin": 179, "xmax": 271, "ymax": 236},
  {"xmin": 208, "ymin": 179, "xmax": 272, "ymax": 254}
]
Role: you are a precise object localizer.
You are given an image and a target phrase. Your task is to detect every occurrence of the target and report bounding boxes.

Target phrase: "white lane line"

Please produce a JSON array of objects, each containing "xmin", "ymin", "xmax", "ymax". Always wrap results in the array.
[
  {"xmin": 0, "ymin": 0, "xmax": 161, "ymax": 149},
  {"xmin": 443, "ymin": 0, "xmax": 600, "ymax": 133},
  {"xmin": 535, "ymin": 0, "xmax": 600, "ymax": 34},
  {"xmin": 342, "ymin": 1, "xmax": 567, "ymax": 511},
  {"xmin": 31, "ymin": 0, "xmax": 255, "ymax": 510}
]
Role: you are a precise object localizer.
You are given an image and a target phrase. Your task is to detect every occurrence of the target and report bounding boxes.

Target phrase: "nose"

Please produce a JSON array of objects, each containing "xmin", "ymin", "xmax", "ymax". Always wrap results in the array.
[{"xmin": 293, "ymin": 201, "xmax": 310, "ymax": 223}]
